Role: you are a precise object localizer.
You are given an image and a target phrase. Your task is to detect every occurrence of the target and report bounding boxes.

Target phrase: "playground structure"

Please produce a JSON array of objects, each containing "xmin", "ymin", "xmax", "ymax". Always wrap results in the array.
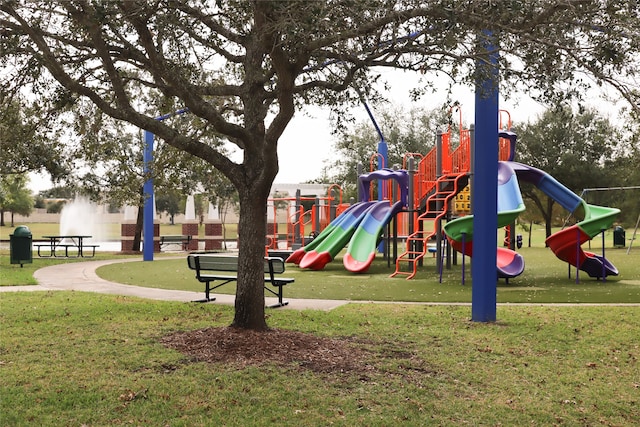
[
  {"xmin": 286, "ymin": 108, "xmax": 622, "ymax": 282},
  {"xmin": 266, "ymin": 185, "xmax": 350, "ymax": 253},
  {"xmin": 288, "ymin": 169, "xmax": 409, "ymax": 271}
]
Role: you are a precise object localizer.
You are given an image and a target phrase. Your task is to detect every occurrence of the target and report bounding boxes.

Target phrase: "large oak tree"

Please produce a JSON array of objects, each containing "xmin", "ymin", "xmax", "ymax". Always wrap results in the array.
[{"xmin": 1, "ymin": 0, "xmax": 638, "ymax": 330}]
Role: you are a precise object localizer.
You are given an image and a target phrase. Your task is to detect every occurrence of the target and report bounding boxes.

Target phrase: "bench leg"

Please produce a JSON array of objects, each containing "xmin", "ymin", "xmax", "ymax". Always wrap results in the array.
[
  {"xmin": 265, "ymin": 285, "xmax": 288, "ymax": 309},
  {"xmin": 192, "ymin": 282, "xmax": 216, "ymax": 303},
  {"xmin": 266, "ymin": 300, "xmax": 289, "ymax": 309},
  {"xmin": 36, "ymin": 246, "xmax": 53, "ymax": 257},
  {"xmin": 81, "ymin": 246, "xmax": 96, "ymax": 258},
  {"xmin": 193, "ymin": 297, "xmax": 216, "ymax": 303}
]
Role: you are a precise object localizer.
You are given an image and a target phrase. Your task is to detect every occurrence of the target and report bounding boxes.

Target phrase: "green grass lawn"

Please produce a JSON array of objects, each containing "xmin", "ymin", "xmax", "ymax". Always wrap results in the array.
[
  {"xmin": 0, "ymin": 251, "xmax": 177, "ymax": 286},
  {"xmin": 96, "ymin": 245, "xmax": 640, "ymax": 304},
  {"xmin": 2, "ymin": 223, "xmax": 640, "ymax": 303},
  {"xmin": 2, "ymin": 225, "xmax": 639, "ymax": 425},
  {"xmin": 1, "ymin": 292, "xmax": 638, "ymax": 426}
]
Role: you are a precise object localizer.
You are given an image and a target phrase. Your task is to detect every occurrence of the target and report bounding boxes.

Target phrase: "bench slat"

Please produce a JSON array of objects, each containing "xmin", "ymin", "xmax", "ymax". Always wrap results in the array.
[
  {"xmin": 187, "ymin": 255, "xmax": 292, "ymax": 307},
  {"xmin": 188, "ymin": 255, "xmax": 286, "ymax": 273},
  {"xmin": 160, "ymin": 235, "xmax": 192, "ymax": 251}
]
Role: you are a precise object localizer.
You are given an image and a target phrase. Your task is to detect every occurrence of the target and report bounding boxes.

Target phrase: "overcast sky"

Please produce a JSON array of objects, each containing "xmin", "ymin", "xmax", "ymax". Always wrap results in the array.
[
  {"xmin": 29, "ymin": 68, "xmax": 623, "ymax": 193},
  {"xmin": 273, "ymin": 68, "xmax": 548, "ymax": 184}
]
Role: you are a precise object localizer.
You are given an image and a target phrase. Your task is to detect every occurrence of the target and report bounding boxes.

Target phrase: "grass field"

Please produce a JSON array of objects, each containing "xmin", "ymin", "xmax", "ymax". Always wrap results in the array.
[
  {"xmin": 1, "ymin": 224, "xmax": 639, "ymax": 425},
  {"xmin": 95, "ymin": 245, "xmax": 640, "ymax": 304},
  {"xmin": 0, "ymin": 251, "xmax": 176, "ymax": 286},
  {"xmin": 1, "ymin": 293, "xmax": 638, "ymax": 426},
  {"xmin": 2, "ymin": 224, "xmax": 640, "ymax": 303}
]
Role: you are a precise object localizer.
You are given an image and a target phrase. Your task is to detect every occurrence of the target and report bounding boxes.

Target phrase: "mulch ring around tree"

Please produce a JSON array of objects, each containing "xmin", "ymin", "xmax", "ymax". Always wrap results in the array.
[{"xmin": 161, "ymin": 326, "xmax": 381, "ymax": 374}]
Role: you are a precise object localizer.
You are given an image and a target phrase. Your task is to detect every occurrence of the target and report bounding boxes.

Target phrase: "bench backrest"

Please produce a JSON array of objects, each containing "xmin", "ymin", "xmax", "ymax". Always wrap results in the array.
[
  {"xmin": 162, "ymin": 235, "xmax": 190, "ymax": 242},
  {"xmin": 187, "ymin": 255, "xmax": 285, "ymax": 274}
]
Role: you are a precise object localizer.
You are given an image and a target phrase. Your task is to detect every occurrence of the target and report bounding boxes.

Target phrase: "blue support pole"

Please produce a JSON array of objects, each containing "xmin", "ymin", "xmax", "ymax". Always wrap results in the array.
[
  {"xmin": 471, "ymin": 30, "xmax": 499, "ymax": 322},
  {"xmin": 362, "ymin": 100, "xmax": 388, "ymax": 195},
  {"xmin": 377, "ymin": 139, "xmax": 388, "ymax": 189},
  {"xmin": 142, "ymin": 108, "xmax": 189, "ymax": 262},
  {"xmin": 601, "ymin": 229, "xmax": 606, "ymax": 281},
  {"xmin": 361, "ymin": 99, "xmax": 388, "ymax": 252},
  {"xmin": 376, "ymin": 140, "xmax": 388, "ymax": 254},
  {"xmin": 143, "ymin": 130, "xmax": 155, "ymax": 261},
  {"xmin": 461, "ymin": 233, "xmax": 467, "ymax": 286},
  {"xmin": 575, "ymin": 228, "xmax": 580, "ymax": 283}
]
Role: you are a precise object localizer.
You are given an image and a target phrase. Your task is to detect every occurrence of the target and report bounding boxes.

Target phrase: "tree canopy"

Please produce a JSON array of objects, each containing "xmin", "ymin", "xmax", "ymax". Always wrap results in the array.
[
  {"xmin": 0, "ymin": 97, "xmax": 69, "ymax": 179},
  {"xmin": 326, "ymin": 103, "xmax": 451, "ymax": 199},
  {"xmin": 0, "ymin": 174, "xmax": 34, "ymax": 227},
  {"xmin": 2, "ymin": 0, "xmax": 639, "ymax": 330},
  {"xmin": 512, "ymin": 104, "xmax": 633, "ymax": 236}
]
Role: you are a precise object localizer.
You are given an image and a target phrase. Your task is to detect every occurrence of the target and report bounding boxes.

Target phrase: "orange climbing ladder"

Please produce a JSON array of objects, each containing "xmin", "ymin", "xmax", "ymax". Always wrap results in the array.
[
  {"xmin": 391, "ymin": 172, "xmax": 468, "ymax": 279},
  {"xmin": 390, "ymin": 106, "xmax": 513, "ymax": 280}
]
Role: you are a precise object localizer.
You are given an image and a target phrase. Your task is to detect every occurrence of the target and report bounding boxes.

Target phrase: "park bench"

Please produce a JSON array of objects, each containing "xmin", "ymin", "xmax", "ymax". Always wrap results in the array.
[
  {"xmin": 160, "ymin": 235, "xmax": 192, "ymax": 251},
  {"xmin": 186, "ymin": 254, "xmax": 293, "ymax": 308}
]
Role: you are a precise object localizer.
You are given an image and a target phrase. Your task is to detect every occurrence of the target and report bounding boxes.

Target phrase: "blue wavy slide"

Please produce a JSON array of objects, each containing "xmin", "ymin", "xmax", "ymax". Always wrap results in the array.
[{"xmin": 444, "ymin": 162, "xmax": 526, "ymax": 279}]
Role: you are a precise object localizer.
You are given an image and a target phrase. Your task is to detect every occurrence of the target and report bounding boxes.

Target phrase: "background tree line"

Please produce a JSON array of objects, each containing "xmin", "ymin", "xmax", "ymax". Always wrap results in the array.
[
  {"xmin": 323, "ymin": 101, "xmax": 640, "ymax": 235},
  {"xmin": 3, "ymin": 96, "xmax": 638, "ymax": 240}
]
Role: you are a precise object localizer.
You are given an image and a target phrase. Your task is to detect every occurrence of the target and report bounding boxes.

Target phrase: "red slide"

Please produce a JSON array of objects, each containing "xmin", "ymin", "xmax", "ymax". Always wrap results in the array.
[
  {"xmin": 545, "ymin": 225, "xmax": 590, "ymax": 268},
  {"xmin": 545, "ymin": 225, "xmax": 618, "ymax": 278}
]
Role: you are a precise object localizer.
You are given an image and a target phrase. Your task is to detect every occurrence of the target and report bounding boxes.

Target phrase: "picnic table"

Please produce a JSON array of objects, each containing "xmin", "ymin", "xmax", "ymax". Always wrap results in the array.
[
  {"xmin": 160, "ymin": 235, "xmax": 192, "ymax": 251},
  {"xmin": 36, "ymin": 235, "xmax": 98, "ymax": 258}
]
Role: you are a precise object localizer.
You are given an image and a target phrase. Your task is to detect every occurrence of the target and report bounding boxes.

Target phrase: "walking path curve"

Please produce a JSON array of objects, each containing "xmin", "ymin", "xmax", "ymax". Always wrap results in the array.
[
  {"xmin": 2, "ymin": 258, "xmax": 639, "ymax": 310},
  {"xmin": 4, "ymin": 258, "xmax": 350, "ymax": 311}
]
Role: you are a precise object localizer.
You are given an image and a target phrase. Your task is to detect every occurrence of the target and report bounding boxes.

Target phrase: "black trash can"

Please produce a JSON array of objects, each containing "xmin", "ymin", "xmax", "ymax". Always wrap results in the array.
[
  {"xmin": 10, "ymin": 225, "xmax": 33, "ymax": 267},
  {"xmin": 613, "ymin": 226, "xmax": 625, "ymax": 248}
]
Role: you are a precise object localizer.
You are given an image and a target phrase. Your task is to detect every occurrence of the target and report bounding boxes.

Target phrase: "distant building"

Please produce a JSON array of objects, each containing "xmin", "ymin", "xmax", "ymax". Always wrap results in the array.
[{"xmin": 270, "ymin": 183, "xmax": 329, "ymax": 198}]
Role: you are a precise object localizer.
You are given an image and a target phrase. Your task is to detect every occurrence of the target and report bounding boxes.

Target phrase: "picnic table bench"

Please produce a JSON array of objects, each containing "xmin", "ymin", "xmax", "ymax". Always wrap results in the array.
[
  {"xmin": 160, "ymin": 235, "xmax": 192, "ymax": 251},
  {"xmin": 35, "ymin": 235, "xmax": 98, "ymax": 258},
  {"xmin": 186, "ymin": 254, "xmax": 294, "ymax": 308}
]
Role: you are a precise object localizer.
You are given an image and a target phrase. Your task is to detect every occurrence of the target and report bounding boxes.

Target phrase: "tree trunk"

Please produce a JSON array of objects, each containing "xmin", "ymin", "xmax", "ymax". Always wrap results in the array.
[
  {"xmin": 544, "ymin": 217, "xmax": 552, "ymax": 243},
  {"xmin": 231, "ymin": 186, "xmax": 270, "ymax": 331},
  {"xmin": 0, "ymin": 210, "xmax": 4, "ymax": 226},
  {"xmin": 130, "ymin": 188, "xmax": 145, "ymax": 252},
  {"xmin": 525, "ymin": 189, "xmax": 554, "ymax": 246},
  {"xmin": 132, "ymin": 200, "xmax": 144, "ymax": 252},
  {"xmin": 544, "ymin": 198, "xmax": 555, "ymax": 245}
]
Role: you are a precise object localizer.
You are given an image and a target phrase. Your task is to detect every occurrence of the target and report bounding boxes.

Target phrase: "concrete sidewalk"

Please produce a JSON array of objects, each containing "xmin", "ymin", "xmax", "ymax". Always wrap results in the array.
[
  {"xmin": 5, "ymin": 259, "xmax": 639, "ymax": 310},
  {"xmin": 3, "ymin": 258, "xmax": 349, "ymax": 311}
]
